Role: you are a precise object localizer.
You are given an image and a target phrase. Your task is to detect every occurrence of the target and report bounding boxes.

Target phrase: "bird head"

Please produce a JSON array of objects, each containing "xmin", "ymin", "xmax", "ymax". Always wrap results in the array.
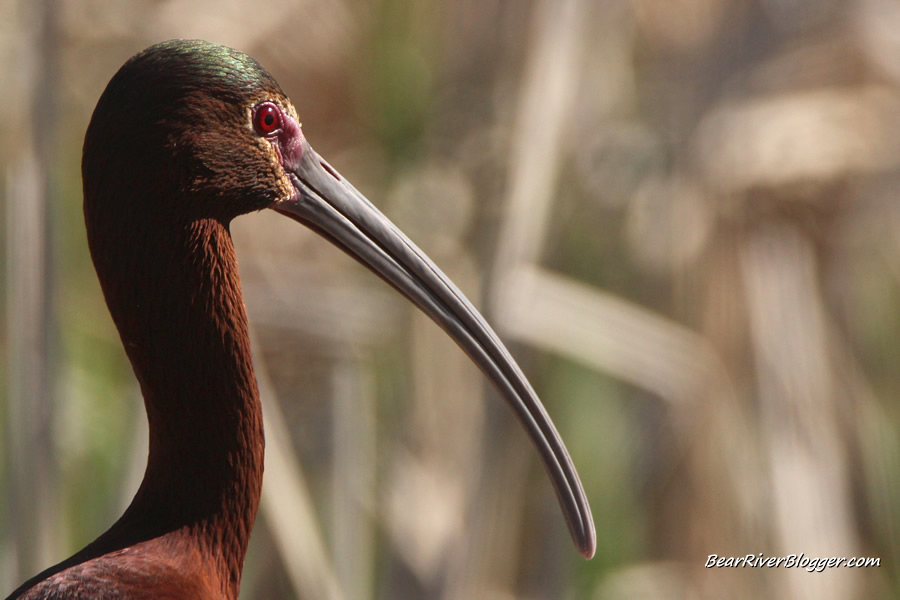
[
  {"xmin": 83, "ymin": 40, "xmax": 303, "ymax": 224},
  {"xmin": 82, "ymin": 39, "xmax": 596, "ymax": 559}
]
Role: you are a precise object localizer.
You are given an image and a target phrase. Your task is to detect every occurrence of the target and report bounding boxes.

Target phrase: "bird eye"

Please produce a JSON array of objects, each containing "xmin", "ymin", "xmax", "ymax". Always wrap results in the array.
[{"xmin": 254, "ymin": 104, "xmax": 281, "ymax": 135}]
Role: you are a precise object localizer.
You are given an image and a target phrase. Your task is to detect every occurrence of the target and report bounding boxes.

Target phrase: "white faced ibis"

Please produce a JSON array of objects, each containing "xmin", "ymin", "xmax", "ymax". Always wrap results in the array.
[{"xmin": 6, "ymin": 39, "xmax": 595, "ymax": 600}]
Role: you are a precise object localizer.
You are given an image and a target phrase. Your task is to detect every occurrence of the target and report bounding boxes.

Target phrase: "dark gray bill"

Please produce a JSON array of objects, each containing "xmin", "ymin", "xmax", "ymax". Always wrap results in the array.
[{"xmin": 273, "ymin": 140, "xmax": 596, "ymax": 558}]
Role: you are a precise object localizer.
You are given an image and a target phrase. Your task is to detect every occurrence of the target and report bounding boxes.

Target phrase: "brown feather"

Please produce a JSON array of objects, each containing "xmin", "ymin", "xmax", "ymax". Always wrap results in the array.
[{"xmin": 8, "ymin": 39, "xmax": 286, "ymax": 600}]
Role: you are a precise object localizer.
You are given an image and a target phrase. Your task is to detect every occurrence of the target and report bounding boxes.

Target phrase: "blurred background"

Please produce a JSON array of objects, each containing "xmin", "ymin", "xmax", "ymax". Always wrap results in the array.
[{"xmin": 2, "ymin": 0, "xmax": 900, "ymax": 598}]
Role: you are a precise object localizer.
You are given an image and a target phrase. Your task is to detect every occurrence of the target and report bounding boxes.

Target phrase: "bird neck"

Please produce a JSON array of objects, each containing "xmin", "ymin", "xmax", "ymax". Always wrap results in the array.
[{"xmin": 91, "ymin": 216, "xmax": 264, "ymax": 598}]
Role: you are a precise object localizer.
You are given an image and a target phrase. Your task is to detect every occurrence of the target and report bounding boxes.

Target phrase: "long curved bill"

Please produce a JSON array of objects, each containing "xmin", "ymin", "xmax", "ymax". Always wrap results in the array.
[{"xmin": 274, "ymin": 140, "xmax": 596, "ymax": 559}]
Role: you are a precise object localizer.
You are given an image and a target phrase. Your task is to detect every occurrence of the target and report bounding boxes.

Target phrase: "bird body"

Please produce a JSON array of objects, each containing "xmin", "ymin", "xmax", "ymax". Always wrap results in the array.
[
  {"xmin": 14, "ymin": 538, "xmax": 224, "ymax": 599},
  {"xmin": 6, "ymin": 40, "xmax": 594, "ymax": 599}
]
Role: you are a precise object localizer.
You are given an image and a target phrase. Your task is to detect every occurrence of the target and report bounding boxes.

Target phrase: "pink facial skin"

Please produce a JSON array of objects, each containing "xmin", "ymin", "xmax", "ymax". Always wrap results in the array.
[{"xmin": 253, "ymin": 102, "xmax": 306, "ymax": 179}]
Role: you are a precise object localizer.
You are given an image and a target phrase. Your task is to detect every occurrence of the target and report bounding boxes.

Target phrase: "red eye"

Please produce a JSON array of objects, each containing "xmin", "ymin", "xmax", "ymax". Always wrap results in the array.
[{"xmin": 254, "ymin": 104, "xmax": 280, "ymax": 135}]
